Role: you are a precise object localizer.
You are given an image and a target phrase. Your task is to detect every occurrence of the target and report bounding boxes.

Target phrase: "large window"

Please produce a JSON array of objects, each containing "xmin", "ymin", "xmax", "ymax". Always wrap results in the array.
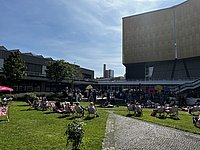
[
  {"xmin": 0, "ymin": 58, "xmax": 4, "ymax": 71},
  {"xmin": 145, "ymin": 65, "xmax": 154, "ymax": 80},
  {"xmin": 26, "ymin": 63, "xmax": 42, "ymax": 75}
]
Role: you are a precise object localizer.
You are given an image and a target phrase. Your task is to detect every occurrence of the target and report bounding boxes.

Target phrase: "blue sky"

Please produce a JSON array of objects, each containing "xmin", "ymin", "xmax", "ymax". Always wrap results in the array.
[{"xmin": 0, "ymin": 0, "xmax": 186, "ymax": 77}]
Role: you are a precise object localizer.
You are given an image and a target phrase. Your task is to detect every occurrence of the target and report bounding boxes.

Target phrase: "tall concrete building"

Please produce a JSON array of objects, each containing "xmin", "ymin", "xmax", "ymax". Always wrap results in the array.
[
  {"xmin": 123, "ymin": 0, "xmax": 200, "ymax": 80},
  {"xmin": 103, "ymin": 64, "xmax": 114, "ymax": 78}
]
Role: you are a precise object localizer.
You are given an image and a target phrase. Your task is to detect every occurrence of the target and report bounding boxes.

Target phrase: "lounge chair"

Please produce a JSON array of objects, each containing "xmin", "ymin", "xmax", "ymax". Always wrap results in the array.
[
  {"xmin": 151, "ymin": 106, "xmax": 165, "ymax": 118},
  {"xmin": 88, "ymin": 103, "xmax": 98, "ymax": 117},
  {"xmin": 127, "ymin": 103, "xmax": 142, "ymax": 117},
  {"xmin": 27, "ymin": 100, "xmax": 38, "ymax": 110},
  {"xmin": 193, "ymin": 115, "xmax": 200, "ymax": 127},
  {"xmin": 165, "ymin": 106, "xmax": 179, "ymax": 119},
  {"xmin": 127, "ymin": 104, "xmax": 135, "ymax": 114},
  {"xmin": 0, "ymin": 102, "xmax": 12, "ymax": 121},
  {"xmin": 75, "ymin": 105, "xmax": 84, "ymax": 117},
  {"xmin": 189, "ymin": 106, "xmax": 200, "ymax": 115}
]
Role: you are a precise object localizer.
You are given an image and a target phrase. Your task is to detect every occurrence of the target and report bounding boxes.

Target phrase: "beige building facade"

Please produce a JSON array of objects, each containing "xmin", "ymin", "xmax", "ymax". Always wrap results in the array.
[{"xmin": 123, "ymin": 0, "xmax": 200, "ymax": 80}]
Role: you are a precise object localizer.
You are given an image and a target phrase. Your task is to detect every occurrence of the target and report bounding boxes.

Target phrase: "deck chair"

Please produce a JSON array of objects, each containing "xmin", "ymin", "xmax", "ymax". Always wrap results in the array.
[
  {"xmin": 0, "ymin": 102, "xmax": 11, "ymax": 122},
  {"xmin": 193, "ymin": 115, "xmax": 200, "ymax": 128},
  {"xmin": 75, "ymin": 105, "xmax": 84, "ymax": 117},
  {"xmin": 88, "ymin": 105, "xmax": 98, "ymax": 117},
  {"xmin": 27, "ymin": 100, "xmax": 38, "ymax": 110},
  {"xmin": 127, "ymin": 104, "xmax": 135, "ymax": 114},
  {"xmin": 165, "ymin": 106, "xmax": 179, "ymax": 119},
  {"xmin": 134, "ymin": 104, "xmax": 143, "ymax": 117},
  {"xmin": 154, "ymin": 106, "xmax": 165, "ymax": 118},
  {"xmin": 128, "ymin": 104, "xmax": 142, "ymax": 116},
  {"xmin": 46, "ymin": 101, "xmax": 55, "ymax": 111},
  {"xmin": 63, "ymin": 103, "xmax": 75, "ymax": 115},
  {"xmin": 189, "ymin": 106, "xmax": 200, "ymax": 115}
]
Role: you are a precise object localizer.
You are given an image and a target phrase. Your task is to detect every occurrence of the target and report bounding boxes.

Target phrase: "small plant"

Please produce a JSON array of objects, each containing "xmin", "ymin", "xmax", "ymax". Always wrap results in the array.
[{"xmin": 65, "ymin": 121, "xmax": 85, "ymax": 150}]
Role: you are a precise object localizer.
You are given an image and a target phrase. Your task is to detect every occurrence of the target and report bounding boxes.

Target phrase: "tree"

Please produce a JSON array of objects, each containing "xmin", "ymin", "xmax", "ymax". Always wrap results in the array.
[
  {"xmin": 3, "ymin": 51, "xmax": 26, "ymax": 86},
  {"xmin": 46, "ymin": 60, "xmax": 67, "ymax": 83},
  {"xmin": 46, "ymin": 60, "xmax": 82, "ymax": 90},
  {"xmin": 65, "ymin": 63, "xmax": 82, "ymax": 81},
  {"xmin": 65, "ymin": 63, "xmax": 82, "ymax": 90}
]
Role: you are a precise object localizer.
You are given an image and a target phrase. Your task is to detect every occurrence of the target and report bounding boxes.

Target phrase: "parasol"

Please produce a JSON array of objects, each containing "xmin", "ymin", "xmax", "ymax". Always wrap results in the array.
[
  {"xmin": 155, "ymin": 85, "xmax": 163, "ymax": 93},
  {"xmin": 85, "ymin": 85, "xmax": 93, "ymax": 90},
  {"xmin": 0, "ymin": 86, "xmax": 14, "ymax": 92}
]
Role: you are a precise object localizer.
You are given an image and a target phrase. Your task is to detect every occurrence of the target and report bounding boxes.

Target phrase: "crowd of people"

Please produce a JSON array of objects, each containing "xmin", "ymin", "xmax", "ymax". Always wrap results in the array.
[
  {"xmin": 27, "ymin": 93, "xmax": 99, "ymax": 118},
  {"xmin": 15, "ymin": 86, "xmax": 200, "ymax": 127}
]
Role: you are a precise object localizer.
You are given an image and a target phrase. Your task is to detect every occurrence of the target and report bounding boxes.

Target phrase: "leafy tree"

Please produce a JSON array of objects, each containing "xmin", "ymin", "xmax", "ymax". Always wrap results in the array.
[
  {"xmin": 3, "ymin": 51, "xmax": 26, "ymax": 86},
  {"xmin": 65, "ymin": 63, "xmax": 82, "ymax": 90},
  {"xmin": 46, "ymin": 60, "xmax": 82, "ymax": 90},
  {"xmin": 46, "ymin": 60, "xmax": 67, "ymax": 83},
  {"xmin": 65, "ymin": 63, "xmax": 82, "ymax": 81}
]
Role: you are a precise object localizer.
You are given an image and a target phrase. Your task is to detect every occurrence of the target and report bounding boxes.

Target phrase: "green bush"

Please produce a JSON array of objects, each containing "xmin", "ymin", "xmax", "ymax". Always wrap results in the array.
[
  {"xmin": 6, "ymin": 91, "xmax": 67, "ymax": 102},
  {"xmin": 12, "ymin": 92, "xmax": 56, "ymax": 101},
  {"xmin": 12, "ymin": 93, "xmax": 36, "ymax": 101},
  {"xmin": 65, "ymin": 121, "xmax": 85, "ymax": 150}
]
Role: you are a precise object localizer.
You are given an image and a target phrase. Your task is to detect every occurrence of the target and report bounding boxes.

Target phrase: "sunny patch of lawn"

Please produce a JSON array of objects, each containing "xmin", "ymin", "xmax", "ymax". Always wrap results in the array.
[
  {"xmin": 113, "ymin": 106, "xmax": 200, "ymax": 134},
  {"xmin": 0, "ymin": 101, "xmax": 108, "ymax": 150}
]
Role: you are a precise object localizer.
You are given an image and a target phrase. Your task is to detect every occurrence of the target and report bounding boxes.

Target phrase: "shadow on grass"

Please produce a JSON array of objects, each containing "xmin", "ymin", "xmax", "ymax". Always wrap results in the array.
[
  {"xmin": 57, "ymin": 114, "xmax": 71, "ymax": 119},
  {"xmin": 126, "ymin": 114, "xmax": 143, "ymax": 118},
  {"xmin": 156, "ymin": 115, "xmax": 166, "ymax": 119},
  {"xmin": 17, "ymin": 104, "xmax": 29, "ymax": 107},
  {"xmin": 126, "ymin": 114, "xmax": 134, "ymax": 117},
  {"xmin": 67, "ymin": 116, "xmax": 76, "ymax": 120},
  {"xmin": 0, "ymin": 118, "xmax": 9, "ymax": 122},
  {"xmin": 44, "ymin": 111, "xmax": 57, "ymax": 114},
  {"xmin": 20, "ymin": 109, "xmax": 35, "ymax": 111},
  {"xmin": 169, "ymin": 117, "xmax": 180, "ymax": 120},
  {"xmin": 84, "ymin": 116, "xmax": 95, "ymax": 120}
]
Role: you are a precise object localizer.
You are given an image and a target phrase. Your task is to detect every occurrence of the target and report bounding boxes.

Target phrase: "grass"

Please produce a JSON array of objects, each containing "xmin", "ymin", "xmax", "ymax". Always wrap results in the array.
[
  {"xmin": 111, "ymin": 106, "xmax": 200, "ymax": 134},
  {"xmin": 1, "ymin": 100, "xmax": 200, "ymax": 149},
  {"xmin": 0, "ymin": 101, "xmax": 108, "ymax": 150}
]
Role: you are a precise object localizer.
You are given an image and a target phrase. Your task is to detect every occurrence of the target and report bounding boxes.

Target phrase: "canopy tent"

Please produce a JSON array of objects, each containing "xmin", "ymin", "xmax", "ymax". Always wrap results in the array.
[
  {"xmin": 155, "ymin": 85, "xmax": 163, "ymax": 93},
  {"xmin": 0, "ymin": 86, "xmax": 14, "ymax": 92},
  {"xmin": 85, "ymin": 85, "xmax": 93, "ymax": 90}
]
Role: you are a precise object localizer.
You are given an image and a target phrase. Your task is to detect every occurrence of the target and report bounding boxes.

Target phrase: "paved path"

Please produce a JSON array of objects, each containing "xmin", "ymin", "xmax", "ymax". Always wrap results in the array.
[{"xmin": 102, "ymin": 112, "xmax": 200, "ymax": 150}]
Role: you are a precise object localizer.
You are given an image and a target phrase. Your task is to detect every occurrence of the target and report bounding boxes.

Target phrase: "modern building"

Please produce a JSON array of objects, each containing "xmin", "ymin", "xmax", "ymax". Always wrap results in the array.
[
  {"xmin": 0, "ymin": 46, "xmax": 95, "ymax": 92},
  {"xmin": 103, "ymin": 64, "xmax": 114, "ymax": 78},
  {"xmin": 123, "ymin": 0, "xmax": 200, "ymax": 80}
]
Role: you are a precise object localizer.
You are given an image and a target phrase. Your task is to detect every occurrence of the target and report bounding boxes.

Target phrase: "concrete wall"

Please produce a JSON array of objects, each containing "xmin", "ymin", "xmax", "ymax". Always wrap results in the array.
[
  {"xmin": 123, "ymin": 7, "xmax": 175, "ymax": 64},
  {"xmin": 123, "ymin": 0, "xmax": 200, "ymax": 80},
  {"xmin": 176, "ymin": 0, "xmax": 200, "ymax": 59},
  {"xmin": 123, "ymin": 0, "xmax": 200, "ymax": 65}
]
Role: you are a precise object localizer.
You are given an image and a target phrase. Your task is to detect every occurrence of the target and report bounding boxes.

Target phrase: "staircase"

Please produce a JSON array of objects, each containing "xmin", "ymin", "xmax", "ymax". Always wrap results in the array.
[{"xmin": 173, "ymin": 78, "xmax": 200, "ymax": 94}]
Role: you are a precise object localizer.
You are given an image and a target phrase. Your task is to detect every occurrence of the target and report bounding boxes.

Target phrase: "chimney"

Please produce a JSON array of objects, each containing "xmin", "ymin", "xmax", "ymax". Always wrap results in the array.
[{"xmin": 103, "ymin": 64, "xmax": 106, "ymax": 78}]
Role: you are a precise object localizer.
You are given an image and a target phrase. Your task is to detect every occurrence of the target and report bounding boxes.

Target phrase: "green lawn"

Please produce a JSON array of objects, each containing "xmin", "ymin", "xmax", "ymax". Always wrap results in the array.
[
  {"xmin": 111, "ymin": 106, "xmax": 200, "ymax": 134},
  {"xmin": 0, "ymin": 101, "xmax": 108, "ymax": 150},
  {"xmin": 1, "ymin": 101, "xmax": 200, "ymax": 150}
]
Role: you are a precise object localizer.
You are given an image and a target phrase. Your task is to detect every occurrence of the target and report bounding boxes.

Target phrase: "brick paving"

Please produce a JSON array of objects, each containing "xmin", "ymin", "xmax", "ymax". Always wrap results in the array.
[{"xmin": 102, "ymin": 112, "xmax": 200, "ymax": 150}]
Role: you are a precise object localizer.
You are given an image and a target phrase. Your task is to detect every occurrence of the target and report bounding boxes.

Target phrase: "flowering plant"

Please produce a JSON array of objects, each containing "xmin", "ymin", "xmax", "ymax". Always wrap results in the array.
[{"xmin": 65, "ymin": 121, "xmax": 85, "ymax": 150}]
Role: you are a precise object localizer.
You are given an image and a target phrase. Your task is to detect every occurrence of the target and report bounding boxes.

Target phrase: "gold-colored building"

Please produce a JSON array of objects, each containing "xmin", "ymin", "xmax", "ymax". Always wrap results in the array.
[{"xmin": 123, "ymin": 0, "xmax": 200, "ymax": 80}]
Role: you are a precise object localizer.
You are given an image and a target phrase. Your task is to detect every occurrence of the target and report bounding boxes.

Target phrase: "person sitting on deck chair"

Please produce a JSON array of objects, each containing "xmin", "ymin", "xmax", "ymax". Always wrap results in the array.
[
  {"xmin": 88, "ymin": 102, "xmax": 99, "ymax": 117},
  {"xmin": 74, "ymin": 102, "xmax": 85, "ymax": 117}
]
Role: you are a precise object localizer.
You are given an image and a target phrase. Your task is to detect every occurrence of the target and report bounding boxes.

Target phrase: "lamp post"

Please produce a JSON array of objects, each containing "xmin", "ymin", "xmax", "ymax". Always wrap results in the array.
[{"xmin": 72, "ymin": 62, "xmax": 76, "ymax": 91}]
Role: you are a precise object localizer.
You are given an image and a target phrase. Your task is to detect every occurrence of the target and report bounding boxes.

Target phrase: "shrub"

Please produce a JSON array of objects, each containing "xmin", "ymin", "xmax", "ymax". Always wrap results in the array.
[
  {"xmin": 12, "ymin": 93, "xmax": 35, "ymax": 101},
  {"xmin": 12, "ymin": 92, "xmax": 55, "ymax": 101},
  {"xmin": 65, "ymin": 121, "xmax": 85, "ymax": 150}
]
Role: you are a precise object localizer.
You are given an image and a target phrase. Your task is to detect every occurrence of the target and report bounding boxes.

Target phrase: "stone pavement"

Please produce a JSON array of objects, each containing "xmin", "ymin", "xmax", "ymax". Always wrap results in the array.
[{"xmin": 102, "ymin": 112, "xmax": 200, "ymax": 150}]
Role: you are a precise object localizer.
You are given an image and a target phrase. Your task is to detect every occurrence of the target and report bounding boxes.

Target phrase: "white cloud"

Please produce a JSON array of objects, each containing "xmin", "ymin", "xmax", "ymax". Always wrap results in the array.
[
  {"xmin": 0, "ymin": 0, "xmax": 186, "ymax": 77},
  {"xmin": 41, "ymin": 0, "xmax": 186, "ymax": 77}
]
